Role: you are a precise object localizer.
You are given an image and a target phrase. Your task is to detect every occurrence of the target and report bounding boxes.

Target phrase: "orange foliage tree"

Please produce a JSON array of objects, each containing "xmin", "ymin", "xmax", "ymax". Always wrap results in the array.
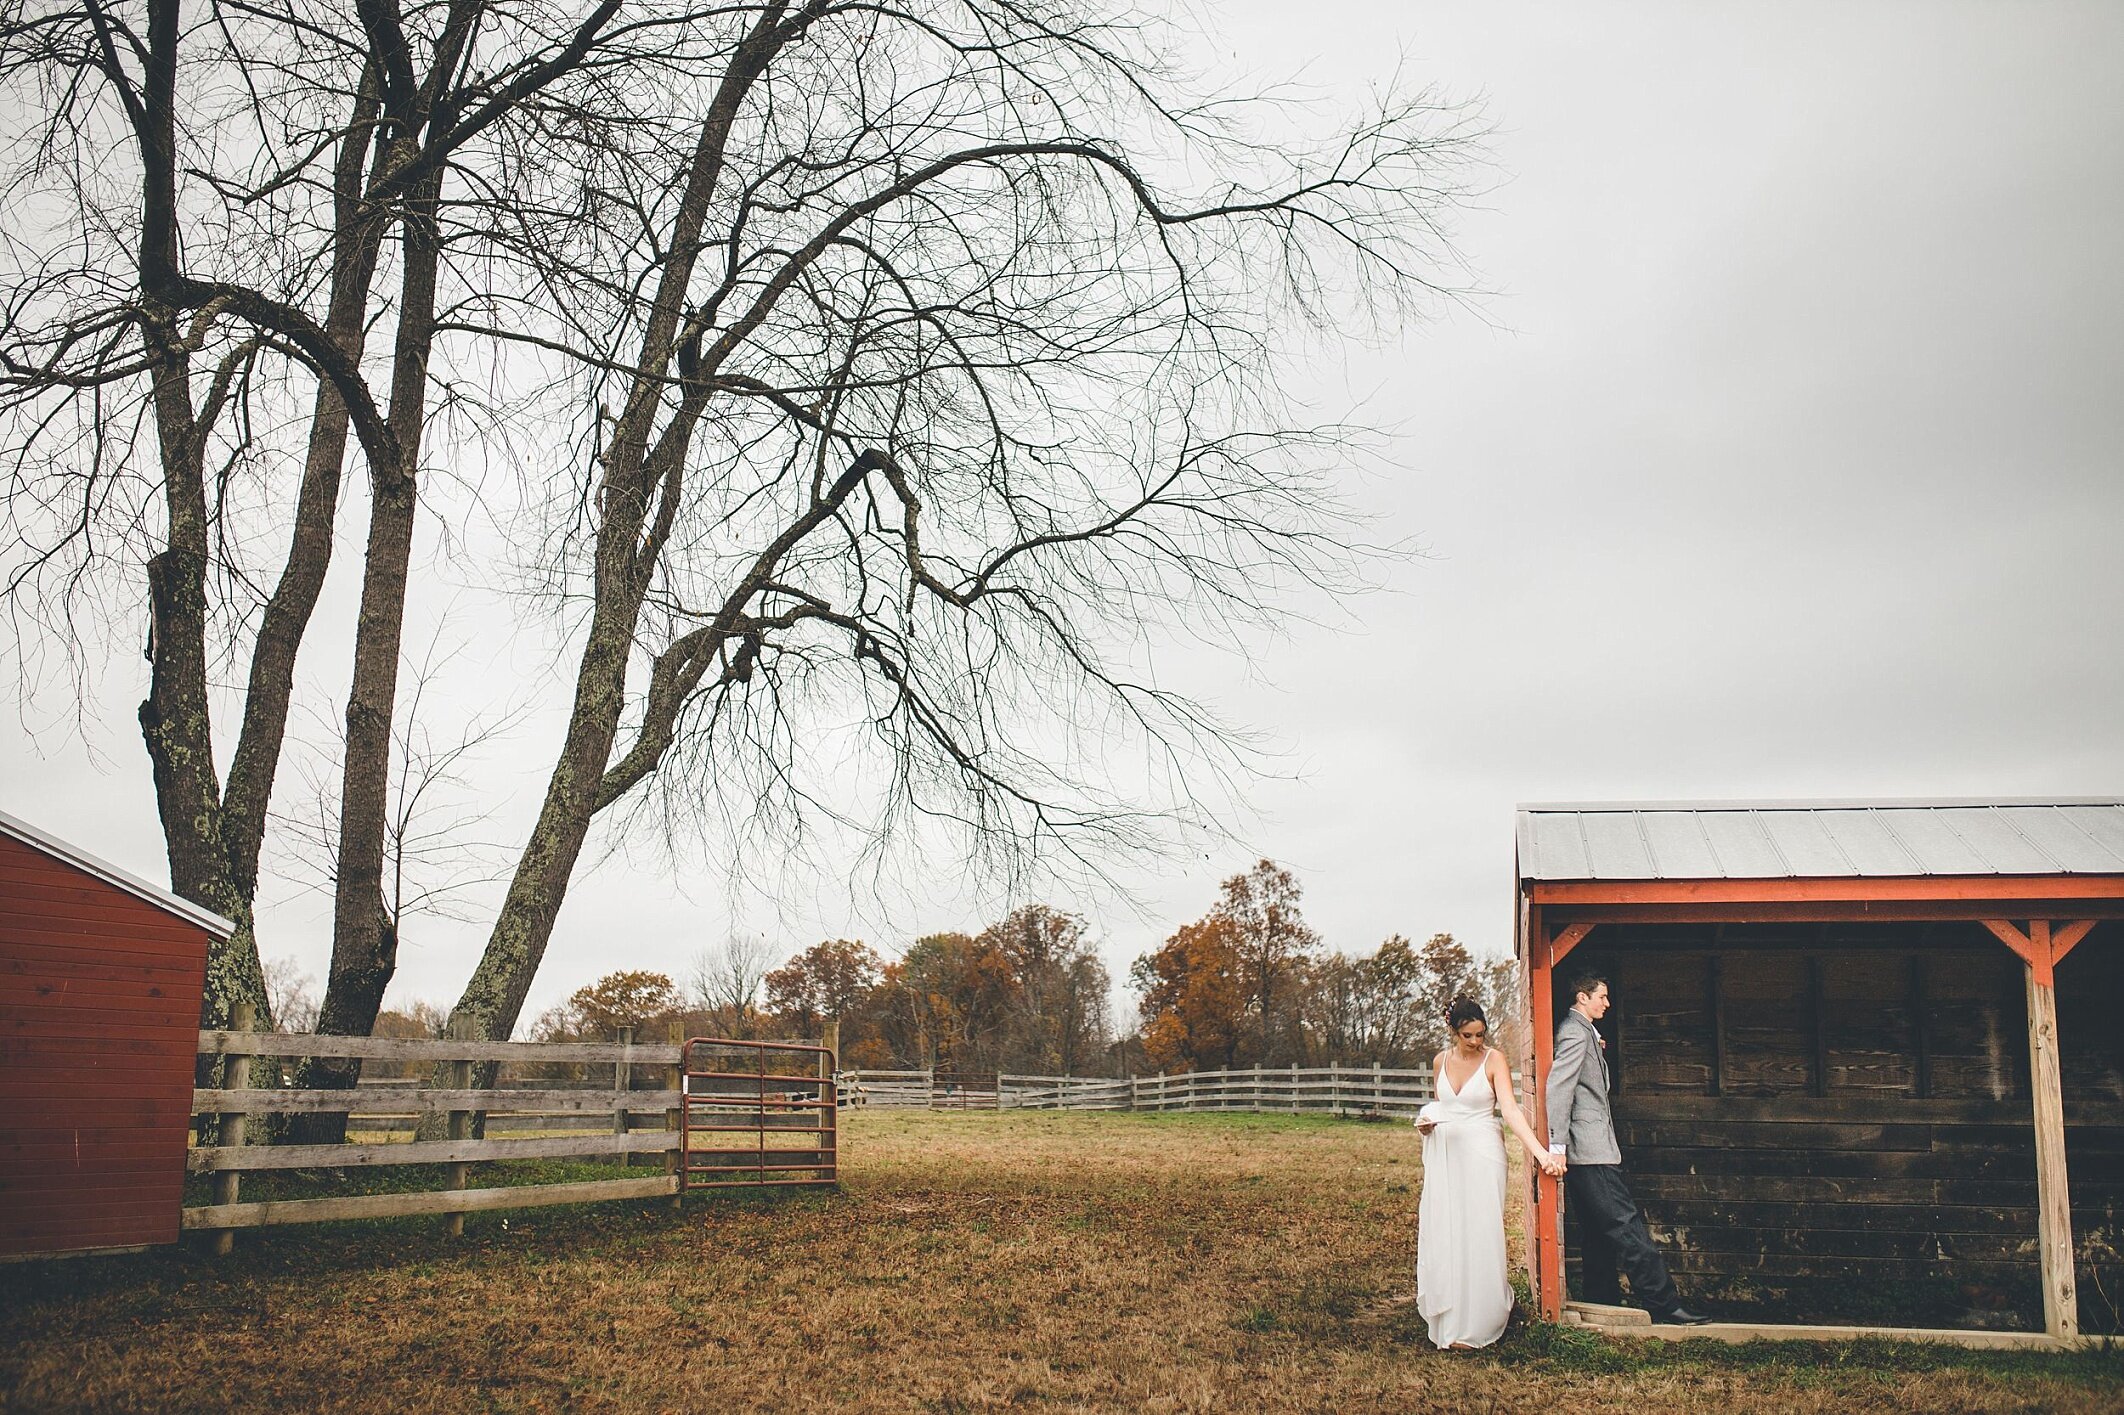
[
  {"xmin": 763, "ymin": 939, "xmax": 884, "ymax": 1039},
  {"xmin": 1131, "ymin": 914, "xmax": 1245, "ymax": 1071},
  {"xmin": 534, "ymin": 969, "xmax": 683, "ymax": 1041}
]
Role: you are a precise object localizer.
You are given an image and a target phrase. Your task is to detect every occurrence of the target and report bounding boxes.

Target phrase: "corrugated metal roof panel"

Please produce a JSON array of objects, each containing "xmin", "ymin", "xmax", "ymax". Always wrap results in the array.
[
  {"xmin": 1696, "ymin": 811, "xmax": 1789, "ymax": 878},
  {"xmin": 1579, "ymin": 811, "xmax": 1654, "ymax": 880},
  {"xmin": 1814, "ymin": 809, "xmax": 1925, "ymax": 874},
  {"xmin": 1996, "ymin": 806, "xmax": 2124, "ymax": 871},
  {"xmin": 1637, "ymin": 811, "xmax": 1723, "ymax": 879},
  {"xmin": 1758, "ymin": 811, "xmax": 1859, "ymax": 877},
  {"xmin": 2054, "ymin": 806, "xmax": 2124, "ymax": 867},
  {"xmin": 1516, "ymin": 798, "xmax": 2124, "ymax": 881},
  {"xmin": 1930, "ymin": 807, "xmax": 2059, "ymax": 873},
  {"xmin": 1527, "ymin": 811, "xmax": 1590, "ymax": 881},
  {"xmin": 1872, "ymin": 809, "xmax": 1989, "ymax": 876}
]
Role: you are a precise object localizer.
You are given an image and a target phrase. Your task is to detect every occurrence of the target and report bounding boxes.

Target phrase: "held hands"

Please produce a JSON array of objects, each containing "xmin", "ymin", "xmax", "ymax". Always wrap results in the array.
[{"xmin": 1537, "ymin": 1154, "xmax": 1566, "ymax": 1178}]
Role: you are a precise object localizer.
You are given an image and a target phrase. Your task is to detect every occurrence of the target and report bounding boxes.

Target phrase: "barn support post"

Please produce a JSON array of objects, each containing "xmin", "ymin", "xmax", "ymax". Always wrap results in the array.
[
  {"xmin": 1981, "ymin": 918, "xmax": 2082, "ymax": 1340},
  {"xmin": 1526, "ymin": 904, "xmax": 1562, "ymax": 1320},
  {"xmin": 1527, "ymin": 915, "xmax": 1597, "ymax": 1321},
  {"xmin": 210, "ymin": 1002, "xmax": 256, "ymax": 1257}
]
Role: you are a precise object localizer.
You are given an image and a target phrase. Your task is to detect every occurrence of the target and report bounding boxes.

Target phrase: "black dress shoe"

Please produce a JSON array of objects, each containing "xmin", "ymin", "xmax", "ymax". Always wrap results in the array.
[{"xmin": 1653, "ymin": 1307, "xmax": 1713, "ymax": 1326}]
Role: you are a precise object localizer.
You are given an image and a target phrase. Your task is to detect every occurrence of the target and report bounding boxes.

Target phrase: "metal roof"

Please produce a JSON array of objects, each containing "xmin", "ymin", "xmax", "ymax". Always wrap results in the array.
[
  {"xmin": 0, "ymin": 806, "xmax": 237, "ymax": 936},
  {"xmin": 1516, "ymin": 797, "xmax": 2124, "ymax": 882}
]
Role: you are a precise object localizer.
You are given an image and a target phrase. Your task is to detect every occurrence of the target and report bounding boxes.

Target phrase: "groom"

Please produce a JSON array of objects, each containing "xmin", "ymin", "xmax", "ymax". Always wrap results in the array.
[{"xmin": 1546, "ymin": 970, "xmax": 1711, "ymax": 1325}]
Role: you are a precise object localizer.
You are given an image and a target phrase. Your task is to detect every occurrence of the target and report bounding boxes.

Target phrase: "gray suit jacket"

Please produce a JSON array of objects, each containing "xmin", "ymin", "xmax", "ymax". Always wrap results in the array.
[{"xmin": 1545, "ymin": 1009, "xmax": 1622, "ymax": 1165}]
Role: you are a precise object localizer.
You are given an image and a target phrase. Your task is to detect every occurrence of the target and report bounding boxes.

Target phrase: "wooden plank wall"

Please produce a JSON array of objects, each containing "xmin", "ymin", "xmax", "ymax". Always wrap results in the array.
[
  {"xmin": 1562, "ymin": 923, "xmax": 2122, "ymax": 1333},
  {"xmin": 0, "ymin": 833, "xmax": 209, "ymax": 1257}
]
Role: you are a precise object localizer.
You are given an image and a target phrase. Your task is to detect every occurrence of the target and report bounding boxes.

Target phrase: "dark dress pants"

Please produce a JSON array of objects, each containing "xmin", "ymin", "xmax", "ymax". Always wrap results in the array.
[{"xmin": 1566, "ymin": 1162, "xmax": 1680, "ymax": 1315}]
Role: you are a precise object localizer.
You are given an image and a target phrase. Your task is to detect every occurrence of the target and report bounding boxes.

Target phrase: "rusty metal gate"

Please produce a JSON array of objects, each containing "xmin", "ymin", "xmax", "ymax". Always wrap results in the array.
[{"xmin": 680, "ymin": 1038, "xmax": 837, "ymax": 1190}]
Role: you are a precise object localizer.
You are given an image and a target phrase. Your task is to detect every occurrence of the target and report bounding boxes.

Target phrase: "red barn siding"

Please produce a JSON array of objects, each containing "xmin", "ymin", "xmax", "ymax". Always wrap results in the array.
[{"xmin": 0, "ymin": 831, "xmax": 210, "ymax": 1258}]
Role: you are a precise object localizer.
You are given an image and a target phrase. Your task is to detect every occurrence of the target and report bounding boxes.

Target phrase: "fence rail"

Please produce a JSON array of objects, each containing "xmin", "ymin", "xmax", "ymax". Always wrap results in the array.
[
  {"xmin": 186, "ymin": 1022, "xmax": 828, "ymax": 1246},
  {"xmin": 997, "ymin": 1063, "xmax": 1516, "ymax": 1116}
]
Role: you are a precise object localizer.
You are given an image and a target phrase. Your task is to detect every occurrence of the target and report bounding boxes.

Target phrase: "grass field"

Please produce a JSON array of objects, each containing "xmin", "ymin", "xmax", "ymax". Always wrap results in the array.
[{"xmin": 4, "ymin": 1110, "xmax": 2120, "ymax": 1413}]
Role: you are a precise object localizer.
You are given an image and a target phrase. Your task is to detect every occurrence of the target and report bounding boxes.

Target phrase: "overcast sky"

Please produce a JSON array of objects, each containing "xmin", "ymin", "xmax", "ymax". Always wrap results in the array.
[{"xmin": 7, "ymin": 1, "xmax": 2122, "ymax": 1033}]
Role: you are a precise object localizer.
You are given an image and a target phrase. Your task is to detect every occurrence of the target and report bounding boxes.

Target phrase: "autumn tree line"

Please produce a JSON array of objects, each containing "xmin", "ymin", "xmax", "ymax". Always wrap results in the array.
[{"xmin": 354, "ymin": 861, "xmax": 1524, "ymax": 1077}]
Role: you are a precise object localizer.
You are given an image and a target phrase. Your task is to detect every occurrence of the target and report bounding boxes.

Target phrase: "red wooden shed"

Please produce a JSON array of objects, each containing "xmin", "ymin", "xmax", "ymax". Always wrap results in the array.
[
  {"xmin": 1, "ymin": 807, "xmax": 229, "ymax": 1259},
  {"xmin": 1517, "ymin": 798, "xmax": 2124, "ymax": 1344}
]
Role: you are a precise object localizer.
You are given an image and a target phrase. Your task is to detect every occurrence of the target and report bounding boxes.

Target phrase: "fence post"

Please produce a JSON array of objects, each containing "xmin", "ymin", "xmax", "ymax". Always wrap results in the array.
[
  {"xmin": 210, "ymin": 1001, "xmax": 256, "ymax": 1256},
  {"xmin": 1373, "ymin": 1061, "xmax": 1383, "ymax": 1113},
  {"xmin": 614, "ymin": 1024, "xmax": 635, "ymax": 1168},
  {"xmin": 664, "ymin": 1021, "xmax": 683, "ymax": 1211},
  {"xmin": 445, "ymin": 1016, "xmax": 475, "ymax": 1238},
  {"xmin": 1129, "ymin": 1073, "xmax": 1138, "ymax": 1112},
  {"xmin": 1289, "ymin": 1061, "xmax": 1299, "ymax": 1114}
]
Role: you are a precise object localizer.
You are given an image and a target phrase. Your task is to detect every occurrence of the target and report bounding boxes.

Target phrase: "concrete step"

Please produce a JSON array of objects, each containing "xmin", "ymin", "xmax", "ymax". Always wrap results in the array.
[{"xmin": 1565, "ymin": 1300, "xmax": 1649, "ymax": 1327}]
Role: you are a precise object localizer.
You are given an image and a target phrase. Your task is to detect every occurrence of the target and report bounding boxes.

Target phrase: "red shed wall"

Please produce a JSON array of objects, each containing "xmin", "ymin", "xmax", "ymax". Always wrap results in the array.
[{"xmin": 0, "ymin": 832, "xmax": 209, "ymax": 1257}]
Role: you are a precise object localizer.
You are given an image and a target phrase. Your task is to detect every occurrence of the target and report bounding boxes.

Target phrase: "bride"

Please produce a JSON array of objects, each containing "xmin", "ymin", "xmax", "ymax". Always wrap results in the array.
[{"xmin": 1414, "ymin": 997, "xmax": 1563, "ymax": 1349}]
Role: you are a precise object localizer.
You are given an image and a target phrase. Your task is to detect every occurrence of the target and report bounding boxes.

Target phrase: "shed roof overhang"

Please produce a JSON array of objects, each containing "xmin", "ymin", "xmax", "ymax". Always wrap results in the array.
[{"xmin": 1523, "ymin": 873, "xmax": 2124, "ymax": 926}]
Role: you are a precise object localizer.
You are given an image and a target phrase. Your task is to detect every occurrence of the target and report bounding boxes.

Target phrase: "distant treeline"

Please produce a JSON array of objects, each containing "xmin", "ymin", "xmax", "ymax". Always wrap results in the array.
[{"xmin": 361, "ymin": 860, "xmax": 1522, "ymax": 1077}]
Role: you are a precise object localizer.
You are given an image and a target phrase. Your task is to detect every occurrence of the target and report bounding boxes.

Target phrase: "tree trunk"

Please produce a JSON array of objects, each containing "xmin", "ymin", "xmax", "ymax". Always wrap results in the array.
[{"xmin": 295, "ymin": 163, "xmax": 444, "ymax": 1145}]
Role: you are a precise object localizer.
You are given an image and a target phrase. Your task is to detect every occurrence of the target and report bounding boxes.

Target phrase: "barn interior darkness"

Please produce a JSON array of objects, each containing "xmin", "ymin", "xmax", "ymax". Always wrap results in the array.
[{"xmin": 1560, "ymin": 923, "xmax": 2122, "ymax": 1332}]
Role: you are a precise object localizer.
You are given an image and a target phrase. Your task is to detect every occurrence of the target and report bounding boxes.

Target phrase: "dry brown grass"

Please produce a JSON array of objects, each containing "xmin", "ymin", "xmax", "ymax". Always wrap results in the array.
[{"xmin": 3, "ymin": 1110, "xmax": 2120, "ymax": 1413}]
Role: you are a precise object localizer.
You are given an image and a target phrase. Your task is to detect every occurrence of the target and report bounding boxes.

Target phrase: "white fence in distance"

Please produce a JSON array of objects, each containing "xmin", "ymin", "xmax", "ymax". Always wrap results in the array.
[{"xmin": 1005, "ymin": 1065, "xmax": 1463, "ymax": 1116}]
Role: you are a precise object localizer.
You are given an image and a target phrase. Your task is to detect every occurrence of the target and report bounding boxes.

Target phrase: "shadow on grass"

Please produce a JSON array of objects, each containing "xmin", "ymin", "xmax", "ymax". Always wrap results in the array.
[{"xmin": 3, "ymin": 1165, "xmax": 835, "ymax": 1315}]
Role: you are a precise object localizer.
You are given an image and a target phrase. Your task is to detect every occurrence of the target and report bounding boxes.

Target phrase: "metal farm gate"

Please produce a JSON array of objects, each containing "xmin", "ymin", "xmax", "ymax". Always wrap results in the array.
[{"xmin": 679, "ymin": 1038, "xmax": 837, "ymax": 1190}]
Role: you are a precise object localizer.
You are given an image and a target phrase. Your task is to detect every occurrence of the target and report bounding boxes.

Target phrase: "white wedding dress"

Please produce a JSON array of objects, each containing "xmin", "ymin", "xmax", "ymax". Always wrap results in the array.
[{"xmin": 1415, "ymin": 1049, "xmax": 1513, "ymax": 1349}]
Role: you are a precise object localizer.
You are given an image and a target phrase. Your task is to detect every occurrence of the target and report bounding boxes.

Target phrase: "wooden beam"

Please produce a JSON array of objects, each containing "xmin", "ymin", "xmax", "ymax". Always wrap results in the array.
[
  {"xmin": 2022, "ymin": 958, "xmax": 2080, "ymax": 1339},
  {"xmin": 187, "ymin": 1130, "xmax": 681, "ymax": 1173},
  {"xmin": 1538, "ymin": 900, "xmax": 2124, "ymax": 925},
  {"xmin": 2053, "ymin": 919, "xmax": 2098, "ymax": 967},
  {"xmin": 190, "ymin": 1086, "xmax": 688, "ymax": 1114},
  {"xmin": 180, "ymin": 1175, "xmax": 683, "ymax": 1230},
  {"xmin": 1532, "ymin": 875, "xmax": 2124, "ymax": 906},
  {"xmin": 196, "ymin": 1032, "xmax": 686, "ymax": 1064},
  {"xmin": 1551, "ymin": 921, "xmax": 1595, "ymax": 964}
]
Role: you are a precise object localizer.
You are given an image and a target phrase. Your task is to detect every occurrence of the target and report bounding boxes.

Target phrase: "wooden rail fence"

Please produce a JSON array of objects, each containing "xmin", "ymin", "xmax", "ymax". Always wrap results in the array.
[
  {"xmin": 999, "ymin": 1064, "xmax": 1517, "ymax": 1115},
  {"xmin": 187, "ymin": 1019, "xmax": 830, "ymax": 1247}
]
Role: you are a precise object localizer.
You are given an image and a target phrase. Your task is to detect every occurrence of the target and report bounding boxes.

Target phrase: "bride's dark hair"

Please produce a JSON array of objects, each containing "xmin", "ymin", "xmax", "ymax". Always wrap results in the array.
[{"xmin": 1445, "ymin": 997, "xmax": 1487, "ymax": 1033}]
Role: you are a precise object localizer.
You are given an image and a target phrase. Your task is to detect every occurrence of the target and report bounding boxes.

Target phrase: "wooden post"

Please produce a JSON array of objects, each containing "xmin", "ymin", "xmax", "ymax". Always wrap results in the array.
[
  {"xmin": 1129, "ymin": 1073, "xmax": 1138, "ymax": 1111},
  {"xmin": 2024, "ymin": 926, "xmax": 2079, "ymax": 1340},
  {"xmin": 1373, "ymin": 1061, "xmax": 1383, "ymax": 1113},
  {"xmin": 445, "ymin": 1016, "xmax": 474, "ymax": 1238},
  {"xmin": 665, "ymin": 1020, "xmax": 683, "ymax": 1211},
  {"xmin": 1527, "ymin": 907, "xmax": 1564, "ymax": 1321},
  {"xmin": 211, "ymin": 1002, "xmax": 255, "ymax": 1256},
  {"xmin": 1289, "ymin": 1061, "xmax": 1299, "ymax": 1114},
  {"xmin": 614, "ymin": 1025, "xmax": 635, "ymax": 1168}
]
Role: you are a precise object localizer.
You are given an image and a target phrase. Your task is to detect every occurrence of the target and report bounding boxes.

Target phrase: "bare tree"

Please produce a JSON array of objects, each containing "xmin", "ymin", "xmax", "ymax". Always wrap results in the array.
[
  {"xmin": 273, "ymin": 623, "xmax": 522, "ymax": 939},
  {"xmin": 5, "ymin": 1, "xmax": 1479, "ymax": 1068},
  {"xmin": 260, "ymin": 954, "xmax": 321, "ymax": 1034},
  {"xmin": 437, "ymin": 1, "xmax": 1479, "ymax": 1046},
  {"xmin": 689, "ymin": 933, "xmax": 774, "ymax": 1037},
  {"xmin": 0, "ymin": 0, "xmax": 628, "ymax": 1056}
]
